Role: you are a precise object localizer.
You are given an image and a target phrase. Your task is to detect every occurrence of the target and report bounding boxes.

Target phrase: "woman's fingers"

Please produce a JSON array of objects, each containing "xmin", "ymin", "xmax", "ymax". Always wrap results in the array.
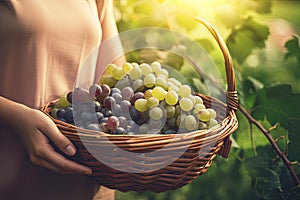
[
  {"xmin": 31, "ymin": 130, "xmax": 92, "ymax": 175},
  {"xmin": 37, "ymin": 144, "xmax": 92, "ymax": 175},
  {"xmin": 36, "ymin": 110, "xmax": 77, "ymax": 156}
]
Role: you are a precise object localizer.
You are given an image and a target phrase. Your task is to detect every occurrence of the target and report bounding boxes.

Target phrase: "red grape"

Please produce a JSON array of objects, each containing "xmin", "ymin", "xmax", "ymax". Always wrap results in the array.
[
  {"xmin": 97, "ymin": 84, "xmax": 110, "ymax": 100},
  {"xmin": 121, "ymin": 87, "xmax": 134, "ymax": 101},
  {"xmin": 106, "ymin": 116, "xmax": 119, "ymax": 131},
  {"xmin": 89, "ymin": 84, "xmax": 102, "ymax": 98}
]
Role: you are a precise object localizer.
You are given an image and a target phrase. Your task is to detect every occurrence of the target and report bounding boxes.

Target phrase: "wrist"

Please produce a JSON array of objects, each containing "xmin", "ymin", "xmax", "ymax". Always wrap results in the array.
[{"xmin": 0, "ymin": 96, "xmax": 32, "ymax": 129}]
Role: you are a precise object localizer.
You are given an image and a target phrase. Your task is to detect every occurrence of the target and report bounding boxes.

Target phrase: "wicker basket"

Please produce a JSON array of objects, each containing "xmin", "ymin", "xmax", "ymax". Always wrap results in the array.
[{"xmin": 41, "ymin": 18, "xmax": 238, "ymax": 193}]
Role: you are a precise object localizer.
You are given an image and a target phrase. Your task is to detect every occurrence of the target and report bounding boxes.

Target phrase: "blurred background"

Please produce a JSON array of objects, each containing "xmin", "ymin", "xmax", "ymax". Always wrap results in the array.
[{"xmin": 111, "ymin": 0, "xmax": 300, "ymax": 199}]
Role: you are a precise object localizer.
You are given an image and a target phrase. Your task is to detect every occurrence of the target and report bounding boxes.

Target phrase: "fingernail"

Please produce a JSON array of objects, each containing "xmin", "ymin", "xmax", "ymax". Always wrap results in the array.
[
  {"xmin": 66, "ymin": 145, "xmax": 76, "ymax": 156},
  {"xmin": 85, "ymin": 169, "xmax": 92, "ymax": 175}
]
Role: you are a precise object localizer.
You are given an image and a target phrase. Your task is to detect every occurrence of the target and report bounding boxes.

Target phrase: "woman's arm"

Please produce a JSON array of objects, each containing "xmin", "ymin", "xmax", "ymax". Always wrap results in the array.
[
  {"xmin": 95, "ymin": 0, "xmax": 126, "ymax": 81},
  {"xmin": 0, "ymin": 96, "xmax": 92, "ymax": 175}
]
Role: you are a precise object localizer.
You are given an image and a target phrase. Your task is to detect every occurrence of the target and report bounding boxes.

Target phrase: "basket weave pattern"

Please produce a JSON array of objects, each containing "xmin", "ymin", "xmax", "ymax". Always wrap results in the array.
[{"xmin": 41, "ymin": 18, "xmax": 238, "ymax": 193}]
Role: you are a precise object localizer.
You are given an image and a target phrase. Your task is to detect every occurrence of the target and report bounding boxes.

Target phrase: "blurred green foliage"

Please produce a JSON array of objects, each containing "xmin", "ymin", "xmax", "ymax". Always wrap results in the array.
[{"xmin": 113, "ymin": 0, "xmax": 300, "ymax": 199}]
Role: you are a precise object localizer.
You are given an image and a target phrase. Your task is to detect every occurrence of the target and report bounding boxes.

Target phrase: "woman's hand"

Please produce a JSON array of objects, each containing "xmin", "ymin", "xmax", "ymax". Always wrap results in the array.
[{"xmin": 0, "ymin": 96, "xmax": 92, "ymax": 175}]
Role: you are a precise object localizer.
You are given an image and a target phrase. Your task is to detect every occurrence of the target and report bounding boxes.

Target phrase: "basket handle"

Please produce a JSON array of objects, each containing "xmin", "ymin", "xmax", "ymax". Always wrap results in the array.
[{"xmin": 195, "ymin": 17, "xmax": 238, "ymax": 112}]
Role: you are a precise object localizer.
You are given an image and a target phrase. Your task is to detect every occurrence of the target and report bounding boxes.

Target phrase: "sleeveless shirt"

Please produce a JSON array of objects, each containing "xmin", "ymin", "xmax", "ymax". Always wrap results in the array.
[{"xmin": 0, "ymin": 0, "xmax": 115, "ymax": 199}]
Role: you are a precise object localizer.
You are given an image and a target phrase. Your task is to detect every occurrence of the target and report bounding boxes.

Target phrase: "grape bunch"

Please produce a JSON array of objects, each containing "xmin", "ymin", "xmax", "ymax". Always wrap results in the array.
[{"xmin": 50, "ymin": 61, "xmax": 219, "ymax": 135}]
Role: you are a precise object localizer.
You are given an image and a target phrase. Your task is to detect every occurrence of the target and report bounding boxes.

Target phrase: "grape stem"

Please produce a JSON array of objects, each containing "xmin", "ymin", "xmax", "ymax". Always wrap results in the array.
[{"xmin": 239, "ymin": 105, "xmax": 300, "ymax": 186}]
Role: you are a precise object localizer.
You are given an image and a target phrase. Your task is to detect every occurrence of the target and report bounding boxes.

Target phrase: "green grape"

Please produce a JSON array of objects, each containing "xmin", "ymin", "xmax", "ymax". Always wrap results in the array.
[
  {"xmin": 122, "ymin": 62, "xmax": 133, "ymax": 73},
  {"xmin": 207, "ymin": 108, "xmax": 217, "ymax": 119},
  {"xmin": 129, "ymin": 66, "xmax": 142, "ymax": 80},
  {"xmin": 193, "ymin": 103, "xmax": 206, "ymax": 115},
  {"xmin": 147, "ymin": 97, "xmax": 159, "ymax": 108},
  {"xmin": 144, "ymin": 73, "xmax": 156, "ymax": 88},
  {"xmin": 112, "ymin": 67, "xmax": 125, "ymax": 80},
  {"xmin": 167, "ymin": 78, "xmax": 182, "ymax": 87},
  {"xmin": 189, "ymin": 94, "xmax": 196, "ymax": 106},
  {"xmin": 140, "ymin": 63, "xmax": 152, "ymax": 75},
  {"xmin": 58, "ymin": 93, "xmax": 70, "ymax": 108},
  {"xmin": 156, "ymin": 69, "xmax": 169, "ymax": 78},
  {"xmin": 198, "ymin": 121, "xmax": 207, "ymax": 130},
  {"xmin": 134, "ymin": 99, "xmax": 148, "ymax": 112},
  {"xmin": 139, "ymin": 124, "xmax": 149, "ymax": 134},
  {"xmin": 159, "ymin": 100, "xmax": 167, "ymax": 108},
  {"xmin": 178, "ymin": 85, "xmax": 191, "ymax": 97},
  {"xmin": 165, "ymin": 90, "xmax": 178, "ymax": 106},
  {"xmin": 132, "ymin": 79, "xmax": 144, "ymax": 92},
  {"xmin": 99, "ymin": 74, "xmax": 117, "ymax": 87},
  {"xmin": 132, "ymin": 62, "xmax": 139, "ymax": 68},
  {"xmin": 165, "ymin": 105, "xmax": 175, "ymax": 118},
  {"xmin": 151, "ymin": 61, "xmax": 161, "ymax": 74},
  {"xmin": 144, "ymin": 89, "xmax": 153, "ymax": 99},
  {"xmin": 114, "ymin": 77, "xmax": 131, "ymax": 90},
  {"xmin": 179, "ymin": 98, "xmax": 193, "ymax": 112},
  {"xmin": 155, "ymin": 76, "xmax": 167, "ymax": 89},
  {"xmin": 167, "ymin": 82, "xmax": 179, "ymax": 92},
  {"xmin": 176, "ymin": 113, "xmax": 186, "ymax": 128},
  {"xmin": 184, "ymin": 115, "xmax": 198, "ymax": 131},
  {"xmin": 198, "ymin": 109, "xmax": 211, "ymax": 122},
  {"xmin": 50, "ymin": 108, "xmax": 59, "ymax": 119},
  {"xmin": 105, "ymin": 64, "xmax": 117, "ymax": 75},
  {"xmin": 208, "ymin": 119, "xmax": 218, "ymax": 128},
  {"xmin": 152, "ymin": 86, "xmax": 167, "ymax": 101},
  {"xmin": 194, "ymin": 96, "xmax": 203, "ymax": 104},
  {"xmin": 149, "ymin": 107, "xmax": 164, "ymax": 120},
  {"xmin": 174, "ymin": 105, "xmax": 181, "ymax": 117}
]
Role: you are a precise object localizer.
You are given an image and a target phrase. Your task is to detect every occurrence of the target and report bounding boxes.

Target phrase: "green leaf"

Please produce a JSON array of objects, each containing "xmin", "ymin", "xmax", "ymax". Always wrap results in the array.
[
  {"xmin": 227, "ymin": 18, "xmax": 269, "ymax": 63},
  {"xmin": 284, "ymin": 35, "xmax": 300, "ymax": 63},
  {"xmin": 242, "ymin": 76, "xmax": 264, "ymax": 109},
  {"xmin": 252, "ymin": 84, "xmax": 300, "ymax": 162},
  {"xmin": 255, "ymin": 169, "xmax": 284, "ymax": 199}
]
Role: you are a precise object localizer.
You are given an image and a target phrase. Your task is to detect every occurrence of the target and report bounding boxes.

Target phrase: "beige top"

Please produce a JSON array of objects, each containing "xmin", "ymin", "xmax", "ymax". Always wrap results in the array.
[{"xmin": 0, "ymin": 0, "xmax": 117, "ymax": 199}]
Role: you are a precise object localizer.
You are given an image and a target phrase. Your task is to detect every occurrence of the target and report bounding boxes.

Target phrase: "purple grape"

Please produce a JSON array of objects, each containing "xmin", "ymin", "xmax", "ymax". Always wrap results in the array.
[
  {"xmin": 112, "ymin": 93, "xmax": 122, "ymax": 104},
  {"xmin": 92, "ymin": 101, "xmax": 101, "ymax": 112},
  {"xmin": 99, "ymin": 117, "xmax": 108, "ymax": 123},
  {"xmin": 106, "ymin": 116, "xmax": 119, "ymax": 131},
  {"xmin": 96, "ymin": 112, "xmax": 104, "ymax": 123},
  {"xmin": 110, "ymin": 88, "xmax": 121, "ymax": 95},
  {"xmin": 73, "ymin": 87, "xmax": 93, "ymax": 103},
  {"xmin": 131, "ymin": 92, "xmax": 144, "ymax": 105},
  {"xmin": 87, "ymin": 124, "xmax": 100, "ymax": 131},
  {"xmin": 103, "ymin": 96, "xmax": 116, "ymax": 109},
  {"xmin": 56, "ymin": 109, "xmax": 66, "ymax": 119},
  {"xmin": 65, "ymin": 107, "xmax": 74, "ymax": 123},
  {"xmin": 66, "ymin": 91, "xmax": 73, "ymax": 103},
  {"xmin": 112, "ymin": 127, "xmax": 126, "ymax": 135},
  {"xmin": 120, "ymin": 100, "xmax": 131, "ymax": 112},
  {"xmin": 121, "ymin": 87, "xmax": 134, "ymax": 101},
  {"xmin": 111, "ymin": 104, "xmax": 122, "ymax": 117},
  {"xmin": 101, "ymin": 84, "xmax": 111, "ymax": 97},
  {"xmin": 97, "ymin": 84, "xmax": 111, "ymax": 100},
  {"xmin": 89, "ymin": 84, "xmax": 102, "ymax": 98},
  {"xmin": 118, "ymin": 116, "xmax": 128, "ymax": 128},
  {"xmin": 102, "ymin": 108, "xmax": 112, "ymax": 117},
  {"xmin": 80, "ymin": 111, "xmax": 95, "ymax": 123},
  {"xmin": 99, "ymin": 122, "xmax": 109, "ymax": 133},
  {"xmin": 130, "ymin": 107, "xmax": 140, "ymax": 122}
]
